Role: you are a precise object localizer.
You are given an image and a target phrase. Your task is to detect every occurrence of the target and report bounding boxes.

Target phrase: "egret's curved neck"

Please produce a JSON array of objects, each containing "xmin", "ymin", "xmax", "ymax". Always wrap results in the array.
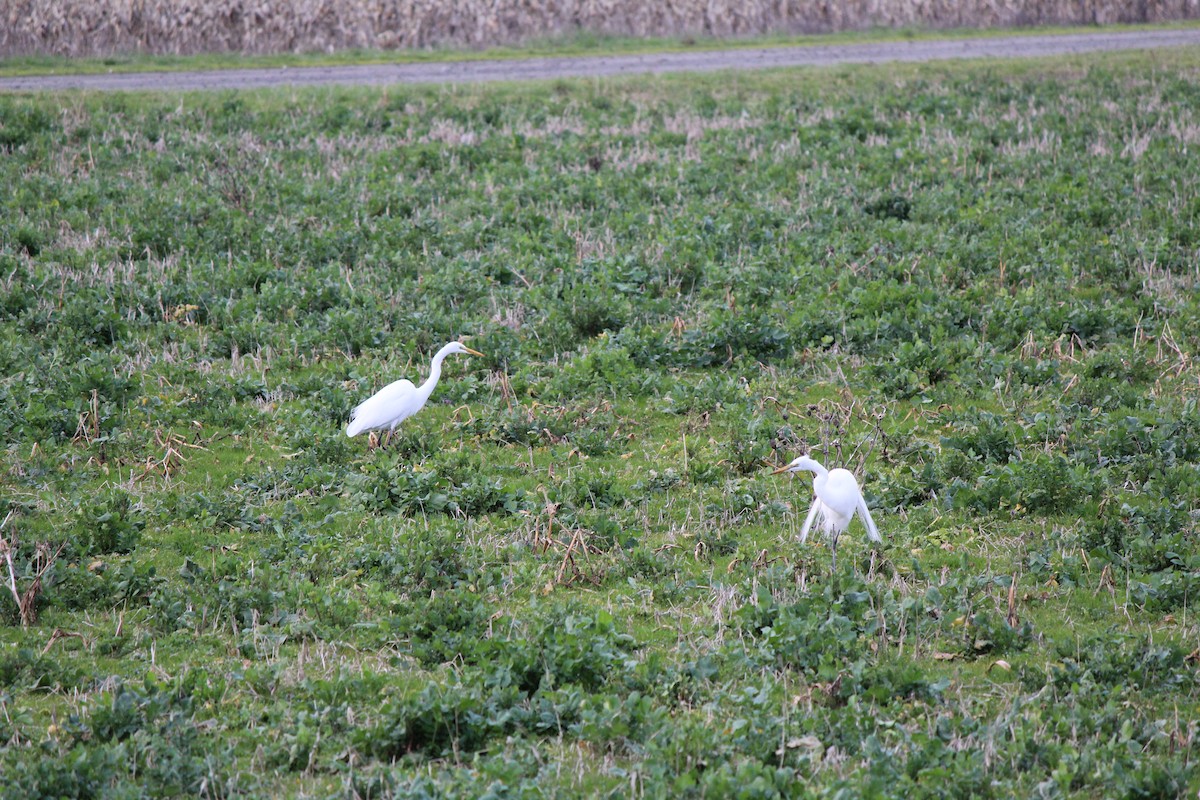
[
  {"xmin": 800, "ymin": 459, "xmax": 829, "ymax": 481},
  {"xmin": 419, "ymin": 344, "xmax": 457, "ymax": 397}
]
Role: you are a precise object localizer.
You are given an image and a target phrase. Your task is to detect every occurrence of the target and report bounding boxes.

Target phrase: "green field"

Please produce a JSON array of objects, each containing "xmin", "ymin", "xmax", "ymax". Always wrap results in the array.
[{"xmin": 2, "ymin": 47, "xmax": 1199, "ymax": 798}]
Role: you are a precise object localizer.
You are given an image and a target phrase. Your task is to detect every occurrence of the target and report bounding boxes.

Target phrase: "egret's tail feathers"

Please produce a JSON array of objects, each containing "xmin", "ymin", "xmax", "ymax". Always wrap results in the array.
[
  {"xmin": 798, "ymin": 500, "xmax": 821, "ymax": 543},
  {"xmin": 346, "ymin": 410, "xmax": 367, "ymax": 438},
  {"xmin": 857, "ymin": 497, "xmax": 882, "ymax": 542}
]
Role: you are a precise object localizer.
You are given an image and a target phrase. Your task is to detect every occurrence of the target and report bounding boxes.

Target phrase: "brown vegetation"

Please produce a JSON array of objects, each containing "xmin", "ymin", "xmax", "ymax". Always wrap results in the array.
[
  {"xmin": 0, "ymin": 511, "xmax": 64, "ymax": 628},
  {"xmin": 2, "ymin": 0, "xmax": 1199, "ymax": 58}
]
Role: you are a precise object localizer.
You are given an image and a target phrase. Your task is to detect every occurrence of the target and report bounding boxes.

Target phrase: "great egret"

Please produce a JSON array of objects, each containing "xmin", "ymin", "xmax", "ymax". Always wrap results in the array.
[
  {"xmin": 773, "ymin": 455, "xmax": 881, "ymax": 571},
  {"xmin": 346, "ymin": 341, "xmax": 483, "ymax": 445}
]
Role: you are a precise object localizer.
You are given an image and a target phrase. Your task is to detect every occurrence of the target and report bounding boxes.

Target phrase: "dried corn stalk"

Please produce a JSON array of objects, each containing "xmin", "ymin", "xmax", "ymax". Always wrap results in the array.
[{"xmin": 2, "ymin": 0, "xmax": 1198, "ymax": 57}]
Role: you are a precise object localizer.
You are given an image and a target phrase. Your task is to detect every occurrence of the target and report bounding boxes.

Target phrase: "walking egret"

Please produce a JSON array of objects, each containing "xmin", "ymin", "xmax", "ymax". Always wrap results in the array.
[
  {"xmin": 773, "ymin": 455, "xmax": 881, "ymax": 571},
  {"xmin": 346, "ymin": 341, "xmax": 483, "ymax": 444}
]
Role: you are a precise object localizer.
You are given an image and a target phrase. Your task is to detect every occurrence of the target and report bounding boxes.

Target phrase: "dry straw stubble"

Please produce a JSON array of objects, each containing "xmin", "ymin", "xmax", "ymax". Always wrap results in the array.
[{"xmin": 3, "ymin": 0, "xmax": 1199, "ymax": 57}]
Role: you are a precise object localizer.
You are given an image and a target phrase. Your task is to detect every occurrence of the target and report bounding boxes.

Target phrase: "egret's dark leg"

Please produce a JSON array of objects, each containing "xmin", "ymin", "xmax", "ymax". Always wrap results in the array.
[
  {"xmin": 383, "ymin": 428, "xmax": 394, "ymax": 450},
  {"xmin": 830, "ymin": 532, "xmax": 840, "ymax": 574}
]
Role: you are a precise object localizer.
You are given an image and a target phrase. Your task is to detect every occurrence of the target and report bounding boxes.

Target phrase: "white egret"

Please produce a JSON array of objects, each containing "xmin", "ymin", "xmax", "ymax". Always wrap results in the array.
[
  {"xmin": 346, "ymin": 341, "xmax": 483, "ymax": 445},
  {"xmin": 773, "ymin": 455, "xmax": 881, "ymax": 571}
]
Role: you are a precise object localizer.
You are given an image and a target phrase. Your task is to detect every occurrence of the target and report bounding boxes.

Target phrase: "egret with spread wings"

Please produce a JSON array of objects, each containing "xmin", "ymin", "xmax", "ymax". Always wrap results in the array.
[{"xmin": 773, "ymin": 454, "xmax": 881, "ymax": 571}]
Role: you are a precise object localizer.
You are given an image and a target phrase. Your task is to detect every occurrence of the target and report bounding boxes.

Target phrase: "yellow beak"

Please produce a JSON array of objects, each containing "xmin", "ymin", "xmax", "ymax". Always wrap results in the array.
[
  {"xmin": 463, "ymin": 347, "xmax": 484, "ymax": 357},
  {"xmin": 772, "ymin": 465, "xmax": 793, "ymax": 475}
]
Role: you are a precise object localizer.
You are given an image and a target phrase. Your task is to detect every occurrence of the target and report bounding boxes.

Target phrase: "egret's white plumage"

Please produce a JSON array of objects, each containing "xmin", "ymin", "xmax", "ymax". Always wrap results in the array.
[
  {"xmin": 346, "ymin": 341, "xmax": 482, "ymax": 442},
  {"xmin": 774, "ymin": 455, "xmax": 881, "ymax": 570}
]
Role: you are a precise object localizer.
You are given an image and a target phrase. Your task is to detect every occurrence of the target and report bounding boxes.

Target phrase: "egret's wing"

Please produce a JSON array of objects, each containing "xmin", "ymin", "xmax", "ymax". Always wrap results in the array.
[
  {"xmin": 856, "ymin": 495, "xmax": 882, "ymax": 542},
  {"xmin": 798, "ymin": 499, "xmax": 820, "ymax": 543},
  {"xmin": 820, "ymin": 470, "xmax": 862, "ymax": 520},
  {"xmin": 346, "ymin": 379, "xmax": 417, "ymax": 436}
]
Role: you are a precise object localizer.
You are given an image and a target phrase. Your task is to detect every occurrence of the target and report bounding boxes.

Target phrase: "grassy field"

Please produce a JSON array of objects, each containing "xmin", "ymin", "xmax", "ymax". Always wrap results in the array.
[{"xmin": 1, "ymin": 46, "xmax": 1199, "ymax": 798}]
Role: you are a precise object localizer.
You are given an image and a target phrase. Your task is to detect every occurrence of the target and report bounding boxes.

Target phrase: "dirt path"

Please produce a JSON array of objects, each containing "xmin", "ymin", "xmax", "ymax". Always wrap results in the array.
[{"xmin": 2, "ymin": 28, "xmax": 1199, "ymax": 93}]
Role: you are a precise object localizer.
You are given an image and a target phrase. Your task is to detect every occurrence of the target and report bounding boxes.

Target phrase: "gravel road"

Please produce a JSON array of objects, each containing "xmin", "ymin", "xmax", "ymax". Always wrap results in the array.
[{"xmin": 2, "ymin": 28, "xmax": 1198, "ymax": 93}]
